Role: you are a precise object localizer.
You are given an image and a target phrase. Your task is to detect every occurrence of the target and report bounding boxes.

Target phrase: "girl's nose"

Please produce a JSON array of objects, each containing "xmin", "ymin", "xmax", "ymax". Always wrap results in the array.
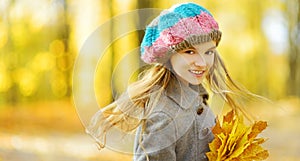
[{"xmin": 193, "ymin": 53, "xmax": 206, "ymax": 67}]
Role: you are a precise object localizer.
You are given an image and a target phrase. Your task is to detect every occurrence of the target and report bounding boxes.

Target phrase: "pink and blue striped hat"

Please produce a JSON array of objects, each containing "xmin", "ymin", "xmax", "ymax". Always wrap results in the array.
[{"xmin": 140, "ymin": 3, "xmax": 222, "ymax": 64}]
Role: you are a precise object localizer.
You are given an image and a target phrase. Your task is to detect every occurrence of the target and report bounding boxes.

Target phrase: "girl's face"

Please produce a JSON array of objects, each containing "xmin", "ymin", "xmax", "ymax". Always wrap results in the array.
[{"xmin": 170, "ymin": 41, "xmax": 216, "ymax": 85}]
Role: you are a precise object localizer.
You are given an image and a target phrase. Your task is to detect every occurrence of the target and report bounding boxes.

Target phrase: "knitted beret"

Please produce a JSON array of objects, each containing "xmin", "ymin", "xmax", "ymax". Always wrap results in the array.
[{"xmin": 140, "ymin": 3, "xmax": 222, "ymax": 64}]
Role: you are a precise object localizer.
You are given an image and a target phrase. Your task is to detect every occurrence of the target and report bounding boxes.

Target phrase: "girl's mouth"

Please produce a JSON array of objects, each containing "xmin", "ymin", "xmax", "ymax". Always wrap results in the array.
[{"xmin": 189, "ymin": 70, "xmax": 205, "ymax": 77}]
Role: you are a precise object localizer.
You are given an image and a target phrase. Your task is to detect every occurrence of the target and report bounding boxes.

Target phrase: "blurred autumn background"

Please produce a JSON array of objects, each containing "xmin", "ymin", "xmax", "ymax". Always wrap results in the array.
[{"xmin": 0, "ymin": 0, "xmax": 299, "ymax": 161}]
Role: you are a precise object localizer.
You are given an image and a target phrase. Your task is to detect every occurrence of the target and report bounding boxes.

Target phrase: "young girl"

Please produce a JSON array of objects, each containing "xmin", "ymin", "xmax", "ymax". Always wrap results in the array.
[{"xmin": 87, "ymin": 2, "xmax": 256, "ymax": 161}]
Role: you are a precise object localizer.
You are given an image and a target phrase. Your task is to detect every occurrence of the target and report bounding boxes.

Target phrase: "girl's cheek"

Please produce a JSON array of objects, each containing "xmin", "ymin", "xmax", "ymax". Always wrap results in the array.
[
  {"xmin": 207, "ymin": 57, "xmax": 214, "ymax": 67},
  {"xmin": 210, "ymin": 54, "xmax": 215, "ymax": 64}
]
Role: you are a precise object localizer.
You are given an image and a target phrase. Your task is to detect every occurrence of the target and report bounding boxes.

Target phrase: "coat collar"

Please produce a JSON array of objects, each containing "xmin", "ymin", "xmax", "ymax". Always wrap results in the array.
[{"xmin": 165, "ymin": 76, "xmax": 209, "ymax": 110}]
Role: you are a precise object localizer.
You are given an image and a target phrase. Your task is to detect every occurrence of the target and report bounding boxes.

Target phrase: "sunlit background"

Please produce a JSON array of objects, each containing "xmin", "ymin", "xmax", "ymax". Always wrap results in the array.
[{"xmin": 0, "ymin": 0, "xmax": 299, "ymax": 160}]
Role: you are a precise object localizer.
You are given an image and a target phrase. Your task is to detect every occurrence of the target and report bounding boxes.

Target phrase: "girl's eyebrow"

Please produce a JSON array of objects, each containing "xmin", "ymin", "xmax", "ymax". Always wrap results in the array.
[
  {"xmin": 180, "ymin": 46, "xmax": 216, "ymax": 52},
  {"xmin": 207, "ymin": 46, "xmax": 216, "ymax": 50},
  {"xmin": 179, "ymin": 47, "xmax": 196, "ymax": 52},
  {"xmin": 183, "ymin": 47, "xmax": 196, "ymax": 50}
]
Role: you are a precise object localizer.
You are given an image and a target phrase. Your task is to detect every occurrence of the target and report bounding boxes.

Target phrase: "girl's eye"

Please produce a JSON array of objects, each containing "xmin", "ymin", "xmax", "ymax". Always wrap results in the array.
[
  {"xmin": 205, "ymin": 50, "xmax": 215, "ymax": 55},
  {"xmin": 184, "ymin": 50, "xmax": 195, "ymax": 54}
]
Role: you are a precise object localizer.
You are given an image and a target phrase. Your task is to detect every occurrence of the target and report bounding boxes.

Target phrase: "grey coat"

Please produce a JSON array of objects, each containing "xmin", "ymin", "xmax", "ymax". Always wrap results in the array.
[{"xmin": 133, "ymin": 78, "xmax": 216, "ymax": 161}]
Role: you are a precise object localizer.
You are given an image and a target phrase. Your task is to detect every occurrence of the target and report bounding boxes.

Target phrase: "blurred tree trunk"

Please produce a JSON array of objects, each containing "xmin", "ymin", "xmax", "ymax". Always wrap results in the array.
[
  {"xmin": 5, "ymin": 0, "xmax": 19, "ymax": 105},
  {"xmin": 61, "ymin": 0, "xmax": 71, "ymax": 97},
  {"xmin": 287, "ymin": 0, "xmax": 300, "ymax": 97},
  {"xmin": 57, "ymin": 0, "xmax": 72, "ymax": 97}
]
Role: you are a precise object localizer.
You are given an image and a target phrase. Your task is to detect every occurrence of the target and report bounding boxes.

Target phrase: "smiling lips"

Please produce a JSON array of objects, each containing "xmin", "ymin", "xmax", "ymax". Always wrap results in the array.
[{"xmin": 189, "ymin": 69, "xmax": 205, "ymax": 77}]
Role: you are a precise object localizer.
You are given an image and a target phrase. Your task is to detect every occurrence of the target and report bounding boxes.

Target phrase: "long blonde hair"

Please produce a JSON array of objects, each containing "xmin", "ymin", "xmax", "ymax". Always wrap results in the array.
[
  {"xmin": 86, "ymin": 51, "xmax": 258, "ymax": 149},
  {"xmin": 87, "ymin": 64, "xmax": 172, "ymax": 148}
]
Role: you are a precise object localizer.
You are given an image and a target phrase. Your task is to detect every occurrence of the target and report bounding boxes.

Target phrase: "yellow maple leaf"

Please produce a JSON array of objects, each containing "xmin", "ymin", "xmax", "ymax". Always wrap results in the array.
[
  {"xmin": 206, "ymin": 110, "xmax": 269, "ymax": 161},
  {"xmin": 248, "ymin": 121, "xmax": 267, "ymax": 139}
]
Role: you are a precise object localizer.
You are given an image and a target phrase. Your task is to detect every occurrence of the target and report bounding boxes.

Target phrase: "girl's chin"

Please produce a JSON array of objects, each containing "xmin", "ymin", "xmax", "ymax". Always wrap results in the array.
[
  {"xmin": 188, "ymin": 81, "xmax": 202, "ymax": 85},
  {"xmin": 185, "ymin": 78, "xmax": 204, "ymax": 85},
  {"xmin": 174, "ymin": 73, "xmax": 204, "ymax": 85}
]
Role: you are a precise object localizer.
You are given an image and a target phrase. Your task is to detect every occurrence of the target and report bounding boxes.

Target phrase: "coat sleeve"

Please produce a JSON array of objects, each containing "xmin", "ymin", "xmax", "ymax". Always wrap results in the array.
[{"xmin": 133, "ymin": 111, "xmax": 177, "ymax": 161}]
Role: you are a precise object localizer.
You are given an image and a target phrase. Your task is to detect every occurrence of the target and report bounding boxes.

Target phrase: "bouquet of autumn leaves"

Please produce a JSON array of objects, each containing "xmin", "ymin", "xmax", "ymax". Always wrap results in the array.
[{"xmin": 206, "ymin": 110, "xmax": 269, "ymax": 161}]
